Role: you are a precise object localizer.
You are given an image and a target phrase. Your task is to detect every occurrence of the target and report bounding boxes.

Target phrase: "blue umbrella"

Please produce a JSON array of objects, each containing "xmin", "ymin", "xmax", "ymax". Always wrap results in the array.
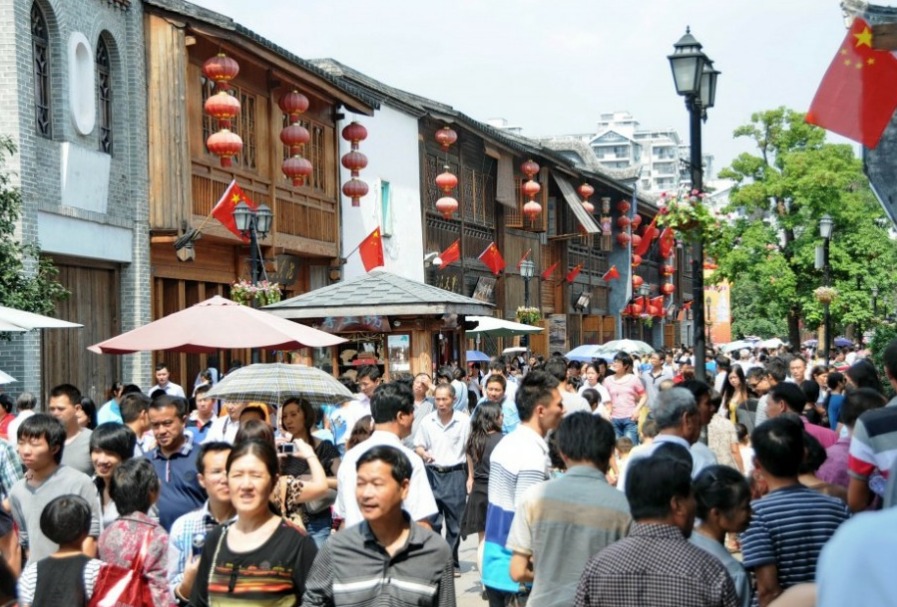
[
  {"xmin": 466, "ymin": 350, "xmax": 492, "ymax": 362},
  {"xmin": 565, "ymin": 345, "xmax": 615, "ymax": 363},
  {"xmin": 834, "ymin": 337, "xmax": 854, "ymax": 348}
]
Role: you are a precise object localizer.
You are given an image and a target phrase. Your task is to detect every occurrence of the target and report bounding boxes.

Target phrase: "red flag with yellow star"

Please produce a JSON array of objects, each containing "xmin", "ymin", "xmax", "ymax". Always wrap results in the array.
[
  {"xmin": 212, "ymin": 180, "xmax": 257, "ymax": 242},
  {"xmin": 478, "ymin": 242, "xmax": 505, "ymax": 275},
  {"xmin": 807, "ymin": 17, "xmax": 897, "ymax": 148},
  {"xmin": 358, "ymin": 227, "xmax": 385, "ymax": 272}
]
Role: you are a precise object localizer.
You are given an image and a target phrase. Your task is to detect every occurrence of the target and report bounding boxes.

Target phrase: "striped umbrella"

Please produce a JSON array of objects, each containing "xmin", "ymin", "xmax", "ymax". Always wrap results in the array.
[{"xmin": 206, "ymin": 363, "xmax": 353, "ymax": 408}]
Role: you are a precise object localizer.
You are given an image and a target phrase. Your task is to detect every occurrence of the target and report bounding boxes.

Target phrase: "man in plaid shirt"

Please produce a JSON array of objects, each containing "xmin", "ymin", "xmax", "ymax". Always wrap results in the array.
[{"xmin": 0, "ymin": 437, "xmax": 22, "ymax": 573}]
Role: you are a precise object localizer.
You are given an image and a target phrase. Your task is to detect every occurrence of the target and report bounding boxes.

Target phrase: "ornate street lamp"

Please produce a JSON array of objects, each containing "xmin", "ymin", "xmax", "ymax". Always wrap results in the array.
[
  {"xmin": 668, "ymin": 27, "xmax": 720, "ymax": 382},
  {"xmin": 520, "ymin": 259, "xmax": 536, "ymax": 309},
  {"xmin": 819, "ymin": 214, "xmax": 834, "ymax": 365}
]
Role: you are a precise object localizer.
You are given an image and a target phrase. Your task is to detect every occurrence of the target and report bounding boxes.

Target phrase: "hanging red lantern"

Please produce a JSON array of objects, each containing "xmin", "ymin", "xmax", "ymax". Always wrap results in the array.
[
  {"xmin": 521, "ymin": 159, "xmax": 540, "ymax": 179},
  {"xmin": 522, "ymin": 180, "xmax": 541, "ymax": 199},
  {"xmin": 435, "ymin": 196, "xmax": 459, "ymax": 219},
  {"xmin": 206, "ymin": 129, "xmax": 242, "ymax": 167},
  {"xmin": 631, "ymin": 214, "xmax": 643, "ymax": 229},
  {"xmin": 616, "ymin": 232, "xmax": 631, "ymax": 247},
  {"xmin": 632, "ymin": 275, "xmax": 644, "ymax": 289},
  {"xmin": 582, "ymin": 200, "xmax": 595, "ymax": 214},
  {"xmin": 435, "ymin": 126, "xmax": 458, "ymax": 150},
  {"xmin": 661, "ymin": 249, "xmax": 674, "ymax": 259},
  {"xmin": 282, "ymin": 155, "xmax": 313, "ymax": 186},
  {"xmin": 203, "ymin": 91, "xmax": 241, "ymax": 129},
  {"xmin": 631, "ymin": 234, "xmax": 642, "ymax": 249},
  {"xmin": 648, "ymin": 305, "xmax": 662, "ymax": 317},
  {"xmin": 435, "ymin": 169, "xmax": 458, "ymax": 193},
  {"xmin": 578, "ymin": 183, "xmax": 595, "ymax": 200},
  {"xmin": 617, "ymin": 216, "xmax": 631, "ymax": 228},
  {"xmin": 631, "ymin": 254, "xmax": 642, "ymax": 268},
  {"xmin": 631, "ymin": 302, "xmax": 644, "ymax": 316},
  {"xmin": 280, "ymin": 124, "xmax": 310, "ymax": 155},
  {"xmin": 202, "ymin": 53, "xmax": 239, "ymax": 90},
  {"xmin": 622, "ymin": 305, "xmax": 633, "ymax": 318},
  {"xmin": 342, "ymin": 122, "xmax": 369, "ymax": 145},
  {"xmin": 278, "ymin": 90, "xmax": 310, "ymax": 121},
  {"xmin": 523, "ymin": 200, "xmax": 542, "ymax": 220},
  {"xmin": 662, "ymin": 264, "xmax": 676, "ymax": 276},
  {"xmin": 662, "ymin": 283, "xmax": 676, "ymax": 295},
  {"xmin": 341, "ymin": 150, "xmax": 368, "ymax": 174},
  {"xmin": 617, "ymin": 200, "xmax": 631, "ymax": 214},
  {"xmin": 342, "ymin": 177, "xmax": 369, "ymax": 207}
]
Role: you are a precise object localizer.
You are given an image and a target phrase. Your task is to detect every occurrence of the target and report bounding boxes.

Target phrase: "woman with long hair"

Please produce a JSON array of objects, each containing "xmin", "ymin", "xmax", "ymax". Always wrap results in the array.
[
  {"xmin": 191, "ymin": 439, "xmax": 318, "ymax": 606},
  {"xmin": 602, "ymin": 352, "xmax": 647, "ymax": 444},
  {"xmin": 461, "ymin": 401, "xmax": 503, "ymax": 574},
  {"xmin": 90, "ymin": 422, "xmax": 136, "ymax": 528},
  {"xmin": 720, "ymin": 366, "xmax": 749, "ymax": 424},
  {"xmin": 279, "ymin": 397, "xmax": 341, "ymax": 548},
  {"xmin": 846, "ymin": 359, "xmax": 884, "ymax": 395}
]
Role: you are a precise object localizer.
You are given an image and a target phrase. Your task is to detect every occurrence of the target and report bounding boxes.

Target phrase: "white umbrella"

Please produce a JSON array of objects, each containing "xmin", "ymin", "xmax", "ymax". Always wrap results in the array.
[
  {"xmin": 760, "ymin": 337, "xmax": 784, "ymax": 349},
  {"xmin": 595, "ymin": 339, "xmax": 655, "ymax": 357},
  {"xmin": 0, "ymin": 305, "xmax": 81, "ymax": 330},
  {"xmin": 0, "ymin": 370, "xmax": 16, "ymax": 385},
  {"xmin": 722, "ymin": 338, "xmax": 760, "ymax": 353},
  {"xmin": 467, "ymin": 316, "xmax": 543, "ymax": 337}
]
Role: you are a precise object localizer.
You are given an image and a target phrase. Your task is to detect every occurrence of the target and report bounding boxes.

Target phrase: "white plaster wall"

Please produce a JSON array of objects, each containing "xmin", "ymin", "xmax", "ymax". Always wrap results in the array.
[{"xmin": 339, "ymin": 104, "xmax": 424, "ymax": 282}]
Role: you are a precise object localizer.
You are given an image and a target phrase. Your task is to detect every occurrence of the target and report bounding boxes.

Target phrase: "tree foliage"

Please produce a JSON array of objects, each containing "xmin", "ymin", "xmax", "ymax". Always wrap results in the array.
[
  {"xmin": 711, "ymin": 107, "xmax": 897, "ymax": 346},
  {"xmin": 0, "ymin": 136, "xmax": 68, "ymax": 315}
]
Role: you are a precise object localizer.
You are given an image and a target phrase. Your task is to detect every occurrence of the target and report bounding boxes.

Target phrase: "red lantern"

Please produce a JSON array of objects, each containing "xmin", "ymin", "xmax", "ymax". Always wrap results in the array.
[
  {"xmin": 630, "ymin": 234, "xmax": 642, "ymax": 249},
  {"xmin": 280, "ymin": 124, "xmax": 310, "ymax": 155},
  {"xmin": 631, "ymin": 302, "xmax": 644, "ymax": 316},
  {"xmin": 616, "ymin": 232, "xmax": 631, "ymax": 247},
  {"xmin": 341, "ymin": 150, "xmax": 368, "ymax": 175},
  {"xmin": 582, "ymin": 200, "xmax": 595, "ymax": 214},
  {"xmin": 206, "ymin": 129, "xmax": 242, "ymax": 167},
  {"xmin": 662, "ymin": 283, "xmax": 676, "ymax": 295},
  {"xmin": 435, "ymin": 170, "xmax": 458, "ymax": 193},
  {"xmin": 435, "ymin": 126, "xmax": 458, "ymax": 150},
  {"xmin": 203, "ymin": 91, "xmax": 241, "ymax": 129},
  {"xmin": 521, "ymin": 159, "xmax": 540, "ymax": 179},
  {"xmin": 282, "ymin": 155, "xmax": 313, "ymax": 186},
  {"xmin": 631, "ymin": 214, "xmax": 643, "ymax": 229},
  {"xmin": 617, "ymin": 200, "xmax": 631, "ymax": 214},
  {"xmin": 523, "ymin": 200, "xmax": 542, "ymax": 220},
  {"xmin": 632, "ymin": 275, "xmax": 644, "ymax": 289},
  {"xmin": 202, "ymin": 53, "xmax": 239, "ymax": 90},
  {"xmin": 523, "ymin": 180, "xmax": 541, "ymax": 199},
  {"xmin": 342, "ymin": 177, "xmax": 369, "ymax": 207},
  {"xmin": 435, "ymin": 196, "xmax": 459, "ymax": 219},
  {"xmin": 578, "ymin": 183, "xmax": 595, "ymax": 200},
  {"xmin": 617, "ymin": 216, "xmax": 631, "ymax": 228},
  {"xmin": 278, "ymin": 90, "xmax": 310, "ymax": 121},
  {"xmin": 342, "ymin": 122, "xmax": 369, "ymax": 145},
  {"xmin": 631, "ymin": 254, "xmax": 642, "ymax": 268},
  {"xmin": 648, "ymin": 305, "xmax": 661, "ymax": 317},
  {"xmin": 662, "ymin": 264, "xmax": 676, "ymax": 276},
  {"xmin": 622, "ymin": 305, "xmax": 633, "ymax": 318}
]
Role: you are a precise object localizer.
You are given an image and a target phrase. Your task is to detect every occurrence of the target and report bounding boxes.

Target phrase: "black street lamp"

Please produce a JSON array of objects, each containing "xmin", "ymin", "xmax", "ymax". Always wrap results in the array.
[
  {"xmin": 521, "ymin": 259, "xmax": 536, "ymax": 310},
  {"xmin": 819, "ymin": 214, "xmax": 834, "ymax": 366},
  {"xmin": 668, "ymin": 27, "xmax": 719, "ymax": 383},
  {"xmin": 233, "ymin": 201, "xmax": 274, "ymax": 363}
]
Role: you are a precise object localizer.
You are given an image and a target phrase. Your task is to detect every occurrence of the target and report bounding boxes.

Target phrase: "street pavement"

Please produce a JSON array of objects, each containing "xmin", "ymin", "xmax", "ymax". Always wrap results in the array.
[{"xmin": 456, "ymin": 534, "xmax": 487, "ymax": 607}]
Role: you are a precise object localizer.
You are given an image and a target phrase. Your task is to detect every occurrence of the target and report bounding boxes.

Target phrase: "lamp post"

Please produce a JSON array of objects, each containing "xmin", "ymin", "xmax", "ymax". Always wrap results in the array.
[
  {"xmin": 668, "ymin": 27, "xmax": 719, "ymax": 383},
  {"xmin": 819, "ymin": 214, "xmax": 833, "ymax": 366},
  {"xmin": 520, "ymin": 259, "xmax": 535, "ymax": 310},
  {"xmin": 233, "ymin": 201, "xmax": 273, "ymax": 363},
  {"xmin": 872, "ymin": 286, "xmax": 879, "ymax": 318}
]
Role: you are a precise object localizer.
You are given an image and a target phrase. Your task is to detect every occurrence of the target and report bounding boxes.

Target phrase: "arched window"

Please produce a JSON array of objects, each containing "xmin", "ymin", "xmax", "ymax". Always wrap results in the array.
[
  {"xmin": 31, "ymin": 2, "xmax": 51, "ymax": 138},
  {"xmin": 96, "ymin": 37, "xmax": 112, "ymax": 154}
]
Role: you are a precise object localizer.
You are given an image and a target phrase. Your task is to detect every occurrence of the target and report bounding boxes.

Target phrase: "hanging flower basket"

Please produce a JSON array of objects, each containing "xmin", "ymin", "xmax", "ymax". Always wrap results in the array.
[
  {"xmin": 814, "ymin": 286, "xmax": 838, "ymax": 304},
  {"xmin": 516, "ymin": 306, "xmax": 542, "ymax": 326},
  {"xmin": 230, "ymin": 279, "xmax": 283, "ymax": 307},
  {"xmin": 655, "ymin": 189, "xmax": 719, "ymax": 243}
]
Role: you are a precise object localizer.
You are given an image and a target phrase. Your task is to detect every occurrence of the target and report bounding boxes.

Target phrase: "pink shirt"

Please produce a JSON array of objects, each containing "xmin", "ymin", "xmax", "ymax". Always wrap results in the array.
[
  {"xmin": 602, "ymin": 374, "xmax": 645, "ymax": 419},
  {"xmin": 802, "ymin": 416, "xmax": 839, "ymax": 449}
]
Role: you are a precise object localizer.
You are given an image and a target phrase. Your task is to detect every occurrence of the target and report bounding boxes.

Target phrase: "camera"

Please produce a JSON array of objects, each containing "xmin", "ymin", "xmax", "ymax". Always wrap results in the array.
[{"xmin": 278, "ymin": 442, "xmax": 295, "ymax": 454}]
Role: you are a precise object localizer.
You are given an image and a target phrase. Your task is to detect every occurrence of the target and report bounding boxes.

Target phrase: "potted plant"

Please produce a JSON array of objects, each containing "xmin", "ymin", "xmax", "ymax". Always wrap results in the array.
[
  {"xmin": 655, "ymin": 189, "xmax": 721, "ymax": 243},
  {"xmin": 516, "ymin": 306, "xmax": 542, "ymax": 326},
  {"xmin": 230, "ymin": 279, "xmax": 283, "ymax": 307},
  {"xmin": 814, "ymin": 286, "xmax": 838, "ymax": 304}
]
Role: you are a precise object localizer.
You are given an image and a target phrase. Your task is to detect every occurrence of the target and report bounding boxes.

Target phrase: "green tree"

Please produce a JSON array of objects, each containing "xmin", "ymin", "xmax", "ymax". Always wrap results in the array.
[
  {"xmin": 711, "ymin": 107, "xmax": 897, "ymax": 347},
  {"xmin": 0, "ymin": 136, "xmax": 68, "ymax": 315}
]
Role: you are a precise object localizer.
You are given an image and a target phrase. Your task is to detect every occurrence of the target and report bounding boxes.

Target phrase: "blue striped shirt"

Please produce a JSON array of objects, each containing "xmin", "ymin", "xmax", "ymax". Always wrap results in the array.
[
  {"xmin": 482, "ymin": 425, "xmax": 549, "ymax": 593},
  {"xmin": 741, "ymin": 485, "xmax": 849, "ymax": 600}
]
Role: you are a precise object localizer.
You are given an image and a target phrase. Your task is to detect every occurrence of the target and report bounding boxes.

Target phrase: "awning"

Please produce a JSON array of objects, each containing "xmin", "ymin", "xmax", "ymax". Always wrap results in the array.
[
  {"xmin": 552, "ymin": 174, "xmax": 601, "ymax": 234},
  {"xmin": 465, "ymin": 316, "xmax": 544, "ymax": 337}
]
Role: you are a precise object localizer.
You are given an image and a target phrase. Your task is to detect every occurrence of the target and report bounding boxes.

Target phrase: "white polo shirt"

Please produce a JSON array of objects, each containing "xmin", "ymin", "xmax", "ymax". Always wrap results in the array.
[{"xmin": 413, "ymin": 410, "xmax": 470, "ymax": 467}]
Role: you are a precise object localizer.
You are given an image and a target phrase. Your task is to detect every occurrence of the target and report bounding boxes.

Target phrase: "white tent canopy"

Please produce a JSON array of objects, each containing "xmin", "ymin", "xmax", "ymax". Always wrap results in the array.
[{"xmin": 466, "ymin": 316, "xmax": 543, "ymax": 337}]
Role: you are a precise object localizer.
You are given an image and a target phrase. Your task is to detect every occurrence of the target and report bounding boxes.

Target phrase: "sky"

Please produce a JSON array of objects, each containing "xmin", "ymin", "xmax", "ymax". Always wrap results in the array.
[{"xmin": 189, "ymin": 0, "xmax": 856, "ymax": 176}]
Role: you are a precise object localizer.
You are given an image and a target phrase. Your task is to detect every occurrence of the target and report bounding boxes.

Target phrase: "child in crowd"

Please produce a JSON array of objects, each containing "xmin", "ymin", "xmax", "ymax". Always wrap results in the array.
[
  {"xmin": 736, "ymin": 422, "xmax": 755, "ymax": 478},
  {"xmin": 615, "ymin": 437, "xmax": 634, "ymax": 484},
  {"xmin": 17, "ymin": 495, "xmax": 103, "ymax": 607}
]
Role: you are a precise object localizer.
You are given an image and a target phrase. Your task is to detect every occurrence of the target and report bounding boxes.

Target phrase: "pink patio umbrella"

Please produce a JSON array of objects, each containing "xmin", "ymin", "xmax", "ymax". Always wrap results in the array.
[{"xmin": 88, "ymin": 295, "xmax": 345, "ymax": 354}]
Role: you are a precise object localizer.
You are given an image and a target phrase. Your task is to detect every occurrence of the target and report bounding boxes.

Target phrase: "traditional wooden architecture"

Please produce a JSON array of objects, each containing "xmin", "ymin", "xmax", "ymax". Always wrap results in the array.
[{"xmin": 142, "ymin": 1, "xmax": 376, "ymax": 390}]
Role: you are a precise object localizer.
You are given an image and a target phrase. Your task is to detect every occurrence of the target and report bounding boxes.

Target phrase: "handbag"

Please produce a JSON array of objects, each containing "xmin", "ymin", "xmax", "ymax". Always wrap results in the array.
[{"xmin": 88, "ymin": 530, "xmax": 154, "ymax": 607}]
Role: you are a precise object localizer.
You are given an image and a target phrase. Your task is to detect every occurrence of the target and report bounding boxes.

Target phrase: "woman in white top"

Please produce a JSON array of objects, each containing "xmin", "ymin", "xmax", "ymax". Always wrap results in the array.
[
  {"xmin": 578, "ymin": 363, "xmax": 612, "ymax": 412},
  {"xmin": 90, "ymin": 422, "xmax": 136, "ymax": 528}
]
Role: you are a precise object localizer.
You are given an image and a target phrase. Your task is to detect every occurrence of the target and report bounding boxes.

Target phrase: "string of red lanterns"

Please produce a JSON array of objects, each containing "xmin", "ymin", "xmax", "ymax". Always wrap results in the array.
[
  {"xmin": 521, "ymin": 159, "xmax": 542, "ymax": 221},
  {"xmin": 578, "ymin": 183, "xmax": 595, "ymax": 214},
  {"xmin": 278, "ymin": 90, "xmax": 314, "ymax": 187},
  {"xmin": 341, "ymin": 121, "xmax": 369, "ymax": 206},
  {"xmin": 434, "ymin": 127, "xmax": 458, "ymax": 218},
  {"xmin": 203, "ymin": 53, "xmax": 242, "ymax": 167}
]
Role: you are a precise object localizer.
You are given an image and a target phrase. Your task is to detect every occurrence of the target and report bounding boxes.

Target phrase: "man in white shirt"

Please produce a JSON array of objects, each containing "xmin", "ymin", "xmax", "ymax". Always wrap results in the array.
[
  {"xmin": 353, "ymin": 365, "xmax": 381, "ymax": 416},
  {"xmin": 202, "ymin": 400, "xmax": 244, "ymax": 444},
  {"xmin": 335, "ymin": 382, "xmax": 437, "ymax": 528},
  {"xmin": 148, "ymin": 363, "xmax": 185, "ymax": 398}
]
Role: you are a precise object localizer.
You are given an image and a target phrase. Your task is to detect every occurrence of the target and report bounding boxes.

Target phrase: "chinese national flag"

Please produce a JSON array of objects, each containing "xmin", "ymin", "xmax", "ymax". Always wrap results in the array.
[
  {"xmin": 806, "ymin": 17, "xmax": 897, "ymax": 148},
  {"xmin": 566, "ymin": 263, "xmax": 583, "ymax": 283},
  {"xmin": 541, "ymin": 261, "xmax": 559, "ymax": 281},
  {"xmin": 602, "ymin": 265, "xmax": 620, "ymax": 281},
  {"xmin": 659, "ymin": 227, "xmax": 676, "ymax": 258},
  {"xmin": 212, "ymin": 180, "xmax": 257, "ymax": 242},
  {"xmin": 438, "ymin": 240, "xmax": 461, "ymax": 270},
  {"xmin": 634, "ymin": 216, "xmax": 659, "ymax": 257},
  {"xmin": 358, "ymin": 227, "xmax": 384, "ymax": 272},
  {"xmin": 479, "ymin": 242, "xmax": 505, "ymax": 275},
  {"xmin": 516, "ymin": 249, "xmax": 532, "ymax": 270}
]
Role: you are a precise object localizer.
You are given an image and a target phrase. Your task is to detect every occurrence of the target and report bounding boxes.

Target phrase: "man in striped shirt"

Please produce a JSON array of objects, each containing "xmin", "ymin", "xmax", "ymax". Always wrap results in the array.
[
  {"xmin": 482, "ymin": 371, "xmax": 563, "ymax": 607},
  {"xmin": 740, "ymin": 417, "xmax": 850, "ymax": 606}
]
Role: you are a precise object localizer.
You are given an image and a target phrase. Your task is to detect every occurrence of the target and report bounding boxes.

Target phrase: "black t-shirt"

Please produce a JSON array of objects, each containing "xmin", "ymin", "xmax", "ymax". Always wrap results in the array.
[
  {"xmin": 473, "ymin": 432, "xmax": 503, "ymax": 486},
  {"xmin": 280, "ymin": 439, "xmax": 339, "ymax": 477}
]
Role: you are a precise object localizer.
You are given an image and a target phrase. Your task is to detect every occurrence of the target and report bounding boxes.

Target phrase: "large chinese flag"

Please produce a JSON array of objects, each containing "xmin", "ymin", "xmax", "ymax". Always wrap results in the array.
[
  {"xmin": 634, "ymin": 216, "xmax": 659, "ymax": 257},
  {"xmin": 438, "ymin": 240, "xmax": 461, "ymax": 269},
  {"xmin": 212, "ymin": 180, "xmax": 257, "ymax": 242},
  {"xmin": 478, "ymin": 242, "xmax": 505, "ymax": 275},
  {"xmin": 807, "ymin": 17, "xmax": 897, "ymax": 148},
  {"xmin": 358, "ymin": 227, "xmax": 384, "ymax": 272}
]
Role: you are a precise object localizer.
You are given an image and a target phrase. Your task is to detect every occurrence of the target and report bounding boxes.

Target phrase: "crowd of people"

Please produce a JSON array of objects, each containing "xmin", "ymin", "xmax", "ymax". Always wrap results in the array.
[{"xmin": 0, "ymin": 337, "xmax": 893, "ymax": 606}]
